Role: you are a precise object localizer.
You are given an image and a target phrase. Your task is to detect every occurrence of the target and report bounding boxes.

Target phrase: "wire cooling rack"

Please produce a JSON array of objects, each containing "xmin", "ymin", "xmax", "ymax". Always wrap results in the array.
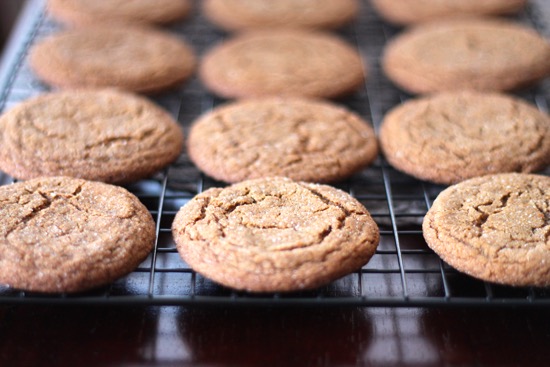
[{"xmin": 0, "ymin": 0, "xmax": 549, "ymax": 307}]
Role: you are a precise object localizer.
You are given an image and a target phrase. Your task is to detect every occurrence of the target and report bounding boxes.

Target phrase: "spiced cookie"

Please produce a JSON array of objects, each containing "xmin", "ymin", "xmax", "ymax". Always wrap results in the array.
[
  {"xmin": 199, "ymin": 30, "xmax": 365, "ymax": 99},
  {"xmin": 382, "ymin": 19, "xmax": 550, "ymax": 94},
  {"xmin": 188, "ymin": 97, "xmax": 378, "ymax": 183},
  {"xmin": 29, "ymin": 26, "xmax": 196, "ymax": 93},
  {"xmin": 202, "ymin": 0, "xmax": 358, "ymax": 31},
  {"xmin": 371, "ymin": 0, "xmax": 527, "ymax": 26},
  {"xmin": 0, "ymin": 176, "xmax": 155, "ymax": 293},
  {"xmin": 0, "ymin": 89, "xmax": 183, "ymax": 184},
  {"xmin": 48, "ymin": 0, "xmax": 192, "ymax": 27},
  {"xmin": 379, "ymin": 91, "xmax": 550, "ymax": 184},
  {"xmin": 172, "ymin": 177, "xmax": 380, "ymax": 292},
  {"xmin": 423, "ymin": 173, "xmax": 550, "ymax": 287}
]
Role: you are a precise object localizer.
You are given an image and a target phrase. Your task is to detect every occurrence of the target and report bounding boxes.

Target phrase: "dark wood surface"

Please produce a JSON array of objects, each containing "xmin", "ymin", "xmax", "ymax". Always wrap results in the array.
[{"xmin": 1, "ymin": 305, "xmax": 550, "ymax": 366}]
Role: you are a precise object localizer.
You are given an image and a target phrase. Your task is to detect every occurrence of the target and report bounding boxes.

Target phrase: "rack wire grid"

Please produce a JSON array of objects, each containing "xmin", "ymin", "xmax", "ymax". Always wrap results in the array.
[{"xmin": 0, "ymin": 0, "xmax": 549, "ymax": 307}]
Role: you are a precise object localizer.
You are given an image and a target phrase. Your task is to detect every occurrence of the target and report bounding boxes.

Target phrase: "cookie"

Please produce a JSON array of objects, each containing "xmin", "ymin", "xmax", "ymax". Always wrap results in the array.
[
  {"xmin": 0, "ymin": 176, "xmax": 155, "ymax": 293},
  {"xmin": 379, "ymin": 91, "xmax": 550, "ymax": 184},
  {"xmin": 382, "ymin": 18, "xmax": 550, "ymax": 94},
  {"xmin": 48, "ymin": 0, "xmax": 192, "ymax": 27},
  {"xmin": 188, "ymin": 97, "xmax": 378, "ymax": 183},
  {"xmin": 199, "ymin": 29, "xmax": 365, "ymax": 99},
  {"xmin": 202, "ymin": 0, "xmax": 358, "ymax": 31},
  {"xmin": 423, "ymin": 173, "xmax": 550, "ymax": 287},
  {"xmin": 0, "ymin": 89, "xmax": 183, "ymax": 184},
  {"xmin": 172, "ymin": 177, "xmax": 380, "ymax": 292},
  {"xmin": 29, "ymin": 26, "xmax": 196, "ymax": 93},
  {"xmin": 371, "ymin": 0, "xmax": 527, "ymax": 26}
]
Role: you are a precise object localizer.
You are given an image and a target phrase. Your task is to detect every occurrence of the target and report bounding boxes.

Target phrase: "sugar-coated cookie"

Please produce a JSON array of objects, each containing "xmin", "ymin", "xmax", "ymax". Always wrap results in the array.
[
  {"xmin": 382, "ymin": 19, "xmax": 550, "ymax": 94},
  {"xmin": 203, "ymin": 0, "xmax": 358, "ymax": 31},
  {"xmin": 48, "ymin": 0, "xmax": 192, "ymax": 27},
  {"xmin": 30, "ymin": 26, "xmax": 195, "ymax": 93},
  {"xmin": 423, "ymin": 173, "xmax": 550, "ymax": 287},
  {"xmin": 188, "ymin": 97, "xmax": 378, "ymax": 183},
  {"xmin": 0, "ymin": 89, "xmax": 183, "ymax": 184},
  {"xmin": 371, "ymin": 0, "xmax": 527, "ymax": 26},
  {"xmin": 0, "ymin": 176, "xmax": 155, "ymax": 293},
  {"xmin": 172, "ymin": 177, "xmax": 380, "ymax": 292},
  {"xmin": 379, "ymin": 91, "xmax": 550, "ymax": 184},
  {"xmin": 200, "ymin": 29, "xmax": 365, "ymax": 99}
]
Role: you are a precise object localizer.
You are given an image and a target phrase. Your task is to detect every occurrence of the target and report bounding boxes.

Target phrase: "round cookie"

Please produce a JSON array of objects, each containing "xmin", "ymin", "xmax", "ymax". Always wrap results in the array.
[
  {"xmin": 188, "ymin": 97, "xmax": 378, "ymax": 183},
  {"xmin": 199, "ymin": 29, "xmax": 365, "ymax": 99},
  {"xmin": 29, "ymin": 26, "xmax": 196, "ymax": 93},
  {"xmin": 379, "ymin": 91, "xmax": 550, "ymax": 184},
  {"xmin": 0, "ymin": 89, "xmax": 184, "ymax": 184},
  {"xmin": 371, "ymin": 0, "xmax": 527, "ymax": 26},
  {"xmin": 423, "ymin": 173, "xmax": 550, "ymax": 287},
  {"xmin": 172, "ymin": 177, "xmax": 380, "ymax": 292},
  {"xmin": 382, "ymin": 18, "xmax": 550, "ymax": 94},
  {"xmin": 202, "ymin": 0, "xmax": 358, "ymax": 31},
  {"xmin": 48, "ymin": 0, "xmax": 193, "ymax": 27},
  {"xmin": 0, "ymin": 176, "xmax": 156, "ymax": 293}
]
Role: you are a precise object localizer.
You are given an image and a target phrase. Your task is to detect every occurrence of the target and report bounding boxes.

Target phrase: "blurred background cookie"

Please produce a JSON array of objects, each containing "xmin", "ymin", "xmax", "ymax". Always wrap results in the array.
[
  {"xmin": 29, "ymin": 25, "xmax": 196, "ymax": 93},
  {"xmin": 371, "ymin": 0, "xmax": 527, "ymax": 26},
  {"xmin": 200, "ymin": 29, "xmax": 365, "ymax": 99},
  {"xmin": 48, "ymin": 0, "xmax": 192, "ymax": 27},
  {"xmin": 202, "ymin": 0, "xmax": 358, "ymax": 31},
  {"xmin": 382, "ymin": 18, "xmax": 550, "ymax": 93}
]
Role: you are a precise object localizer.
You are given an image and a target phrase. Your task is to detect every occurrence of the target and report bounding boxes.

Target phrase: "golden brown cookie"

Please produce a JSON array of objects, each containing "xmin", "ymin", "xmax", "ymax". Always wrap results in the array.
[
  {"xmin": 371, "ymin": 0, "xmax": 527, "ymax": 26},
  {"xmin": 188, "ymin": 97, "xmax": 378, "ymax": 183},
  {"xmin": 0, "ymin": 89, "xmax": 183, "ymax": 184},
  {"xmin": 0, "ymin": 176, "xmax": 155, "ymax": 293},
  {"xmin": 29, "ymin": 26, "xmax": 196, "ymax": 93},
  {"xmin": 199, "ymin": 29, "xmax": 365, "ymax": 99},
  {"xmin": 202, "ymin": 0, "xmax": 358, "ymax": 31},
  {"xmin": 382, "ymin": 18, "xmax": 550, "ymax": 94},
  {"xmin": 48, "ymin": 0, "xmax": 192, "ymax": 27},
  {"xmin": 172, "ymin": 177, "xmax": 380, "ymax": 292},
  {"xmin": 423, "ymin": 173, "xmax": 550, "ymax": 287},
  {"xmin": 379, "ymin": 91, "xmax": 550, "ymax": 184}
]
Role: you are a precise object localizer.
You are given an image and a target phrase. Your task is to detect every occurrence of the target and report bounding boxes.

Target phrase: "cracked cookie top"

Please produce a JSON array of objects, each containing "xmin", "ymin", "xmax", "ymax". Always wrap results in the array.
[
  {"xmin": 382, "ymin": 18, "xmax": 550, "ymax": 93},
  {"xmin": 379, "ymin": 91, "xmax": 550, "ymax": 184},
  {"xmin": 188, "ymin": 97, "xmax": 378, "ymax": 183},
  {"xmin": 0, "ymin": 89, "xmax": 183, "ymax": 184},
  {"xmin": 423, "ymin": 173, "xmax": 550, "ymax": 287},
  {"xmin": 0, "ymin": 176, "xmax": 155, "ymax": 293},
  {"xmin": 172, "ymin": 177, "xmax": 379, "ymax": 292},
  {"xmin": 199, "ymin": 29, "xmax": 365, "ymax": 99}
]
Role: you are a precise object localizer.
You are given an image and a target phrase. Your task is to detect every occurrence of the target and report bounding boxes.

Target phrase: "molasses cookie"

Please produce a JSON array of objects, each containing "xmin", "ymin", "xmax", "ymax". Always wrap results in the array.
[
  {"xmin": 188, "ymin": 97, "xmax": 378, "ymax": 183},
  {"xmin": 382, "ymin": 18, "xmax": 550, "ymax": 94},
  {"xmin": 29, "ymin": 26, "xmax": 196, "ymax": 93},
  {"xmin": 371, "ymin": 0, "xmax": 527, "ymax": 26},
  {"xmin": 0, "ymin": 176, "xmax": 155, "ymax": 293},
  {"xmin": 202, "ymin": 0, "xmax": 358, "ymax": 31},
  {"xmin": 0, "ymin": 89, "xmax": 183, "ymax": 184},
  {"xmin": 423, "ymin": 173, "xmax": 550, "ymax": 287},
  {"xmin": 172, "ymin": 177, "xmax": 380, "ymax": 292},
  {"xmin": 48, "ymin": 0, "xmax": 192, "ymax": 27},
  {"xmin": 379, "ymin": 91, "xmax": 550, "ymax": 184},
  {"xmin": 199, "ymin": 29, "xmax": 365, "ymax": 99}
]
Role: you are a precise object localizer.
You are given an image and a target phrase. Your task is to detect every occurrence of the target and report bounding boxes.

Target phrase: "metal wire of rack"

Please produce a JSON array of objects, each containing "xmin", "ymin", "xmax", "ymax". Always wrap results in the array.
[{"xmin": 0, "ymin": 0, "xmax": 549, "ymax": 307}]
